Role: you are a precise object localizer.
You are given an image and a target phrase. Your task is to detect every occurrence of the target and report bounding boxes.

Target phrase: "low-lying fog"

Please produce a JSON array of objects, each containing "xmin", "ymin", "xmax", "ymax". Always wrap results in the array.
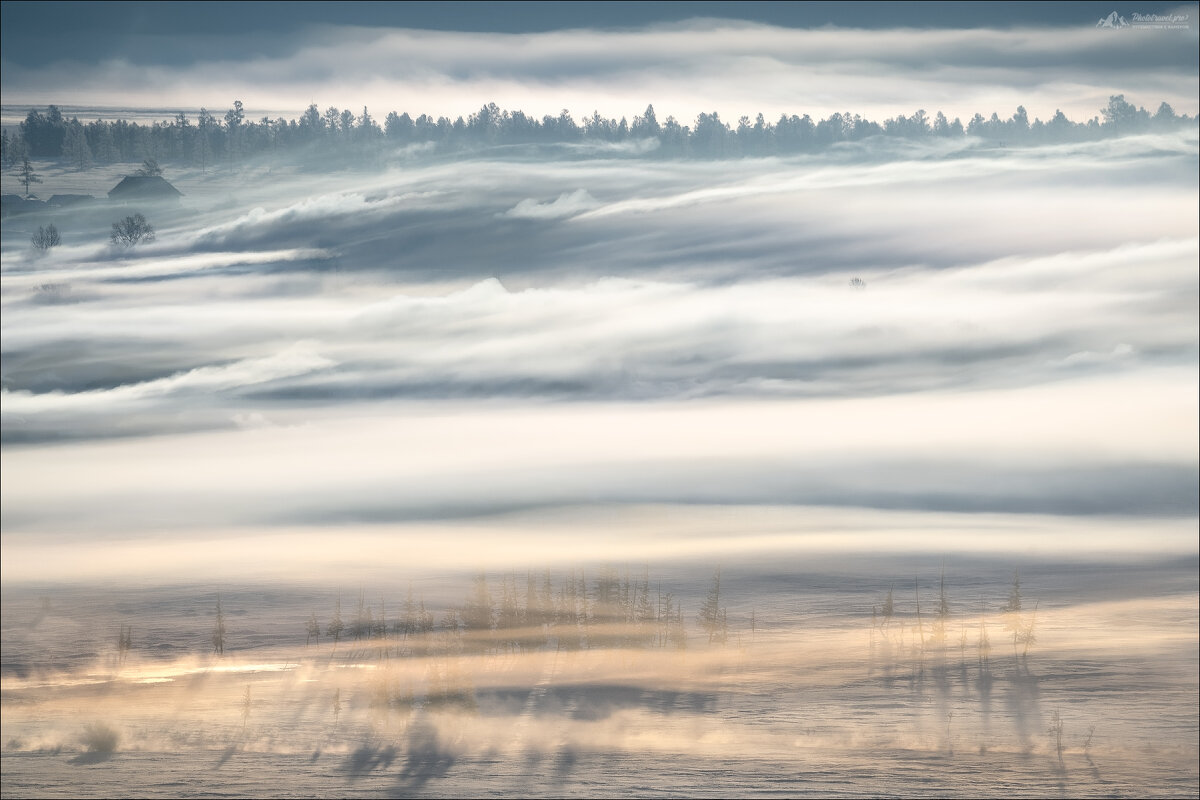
[{"xmin": 2, "ymin": 126, "xmax": 1196, "ymax": 796}]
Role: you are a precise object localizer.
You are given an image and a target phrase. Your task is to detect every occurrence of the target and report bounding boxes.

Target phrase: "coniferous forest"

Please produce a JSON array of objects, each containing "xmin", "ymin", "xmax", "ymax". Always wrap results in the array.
[{"xmin": 4, "ymin": 94, "xmax": 1195, "ymax": 172}]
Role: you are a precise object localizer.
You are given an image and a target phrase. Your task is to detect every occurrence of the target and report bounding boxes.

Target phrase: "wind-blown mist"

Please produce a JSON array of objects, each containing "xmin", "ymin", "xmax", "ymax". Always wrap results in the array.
[
  {"xmin": 3, "ymin": 6, "xmax": 1198, "ymax": 796},
  {"xmin": 1, "ymin": 127, "xmax": 1196, "ymax": 580}
]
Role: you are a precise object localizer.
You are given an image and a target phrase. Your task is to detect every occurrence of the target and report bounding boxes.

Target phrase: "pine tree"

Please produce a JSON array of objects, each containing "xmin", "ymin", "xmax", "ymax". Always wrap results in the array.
[
  {"xmin": 881, "ymin": 583, "xmax": 895, "ymax": 633},
  {"xmin": 326, "ymin": 597, "xmax": 345, "ymax": 645},
  {"xmin": 635, "ymin": 570, "xmax": 654, "ymax": 646},
  {"xmin": 63, "ymin": 122, "xmax": 93, "ymax": 171},
  {"xmin": 699, "ymin": 568, "xmax": 728, "ymax": 644},
  {"xmin": 18, "ymin": 157, "xmax": 41, "ymax": 197},
  {"xmin": 670, "ymin": 600, "xmax": 687, "ymax": 650},
  {"xmin": 1001, "ymin": 570, "xmax": 1023, "ymax": 652},
  {"xmin": 353, "ymin": 590, "xmax": 368, "ymax": 640},
  {"xmin": 462, "ymin": 573, "xmax": 493, "ymax": 652},
  {"xmin": 373, "ymin": 597, "xmax": 388, "ymax": 641},
  {"xmin": 933, "ymin": 566, "xmax": 950, "ymax": 647},
  {"xmin": 93, "ymin": 122, "xmax": 117, "ymax": 163},
  {"xmin": 398, "ymin": 584, "xmax": 417, "ymax": 641}
]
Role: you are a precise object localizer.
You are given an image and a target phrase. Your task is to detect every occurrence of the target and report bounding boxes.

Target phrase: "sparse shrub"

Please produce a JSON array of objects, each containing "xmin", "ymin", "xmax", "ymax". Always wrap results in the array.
[
  {"xmin": 240, "ymin": 685, "xmax": 252, "ymax": 730},
  {"xmin": 306, "ymin": 612, "xmax": 321, "ymax": 646},
  {"xmin": 110, "ymin": 213, "xmax": 155, "ymax": 246},
  {"xmin": 80, "ymin": 722, "xmax": 119, "ymax": 753},
  {"xmin": 1001, "ymin": 570, "xmax": 1023, "ymax": 651},
  {"xmin": 1020, "ymin": 600, "xmax": 1038, "ymax": 657},
  {"xmin": 212, "ymin": 595, "xmax": 226, "ymax": 655},
  {"xmin": 117, "ymin": 624, "xmax": 132, "ymax": 664},
  {"xmin": 699, "ymin": 567, "xmax": 728, "ymax": 645},
  {"xmin": 32, "ymin": 283, "xmax": 72, "ymax": 304},
  {"xmin": 933, "ymin": 568, "xmax": 950, "ymax": 647},
  {"xmin": 1002, "ymin": 570, "xmax": 1038, "ymax": 659},
  {"xmin": 1048, "ymin": 710, "xmax": 1064, "ymax": 760},
  {"xmin": 31, "ymin": 224, "xmax": 60, "ymax": 251},
  {"xmin": 849, "ymin": 277, "xmax": 867, "ymax": 290}
]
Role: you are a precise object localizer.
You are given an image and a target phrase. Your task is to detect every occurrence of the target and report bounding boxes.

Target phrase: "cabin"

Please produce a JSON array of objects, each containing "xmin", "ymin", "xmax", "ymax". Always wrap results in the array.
[
  {"xmin": 48, "ymin": 194, "xmax": 95, "ymax": 208},
  {"xmin": 0, "ymin": 194, "xmax": 46, "ymax": 217},
  {"xmin": 107, "ymin": 175, "xmax": 183, "ymax": 203}
]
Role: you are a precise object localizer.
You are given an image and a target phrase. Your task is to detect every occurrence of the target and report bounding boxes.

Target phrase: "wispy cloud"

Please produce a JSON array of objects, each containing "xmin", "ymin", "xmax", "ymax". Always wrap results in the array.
[
  {"xmin": 500, "ymin": 189, "xmax": 599, "ymax": 219},
  {"xmin": 2, "ymin": 21, "xmax": 1196, "ymax": 124}
]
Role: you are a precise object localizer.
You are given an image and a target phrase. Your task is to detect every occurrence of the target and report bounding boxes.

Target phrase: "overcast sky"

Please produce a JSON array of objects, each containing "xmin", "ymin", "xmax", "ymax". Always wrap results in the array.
[{"xmin": 2, "ymin": 1, "xmax": 1197, "ymax": 125}]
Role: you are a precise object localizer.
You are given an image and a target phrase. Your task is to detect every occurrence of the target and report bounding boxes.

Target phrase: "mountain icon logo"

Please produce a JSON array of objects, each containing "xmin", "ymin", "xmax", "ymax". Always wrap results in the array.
[{"xmin": 1096, "ymin": 11, "xmax": 1130, "ymax": 27}]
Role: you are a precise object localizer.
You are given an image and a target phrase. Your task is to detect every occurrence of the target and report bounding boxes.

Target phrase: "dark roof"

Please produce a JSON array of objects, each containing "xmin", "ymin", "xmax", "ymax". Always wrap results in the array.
[
  {"xmin": 49, "ymin": 194, "xmax": 95, "ymax": 207},
  {"xmin": 1, "ymin": 194, "xmax": 46, "ymax": 217},
  {"xmin": 108, "ymin": 175, "xmax": 183, "ymax": 201}
]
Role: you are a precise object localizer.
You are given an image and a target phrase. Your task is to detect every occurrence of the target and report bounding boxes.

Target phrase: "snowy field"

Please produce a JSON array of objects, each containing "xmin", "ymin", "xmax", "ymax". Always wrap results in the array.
[
  {"xmin": 2, "ymin": 129, "xmax": 1198, "ymax": 796},
  {"xmin": 1, "ymin": 558, "xmax": 1197, "ymax": 798}
]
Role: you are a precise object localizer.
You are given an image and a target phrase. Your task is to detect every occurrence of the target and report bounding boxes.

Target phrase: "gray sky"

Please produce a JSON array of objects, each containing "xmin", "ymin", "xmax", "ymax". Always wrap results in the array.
[{"xmin": 2, "ymin": 1, "xmax": 1197, "ymax": 124}]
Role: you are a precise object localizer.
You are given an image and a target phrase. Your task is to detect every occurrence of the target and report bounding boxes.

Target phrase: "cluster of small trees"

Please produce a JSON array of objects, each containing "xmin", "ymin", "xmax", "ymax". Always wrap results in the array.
[
  {"xmin": 31, "ymin": 223, "xmax": 59, "ymax": 251},
  {"xmin": 299, "ymin": 568, "xmax": 699, "ymax": 658},
  {"xmin": 872, "ymin": 569, "xmax": 1037, "ymax": 675},
  {"xmin": 3, "ymin": 95, "xmax": 1192, "ymax": 173},
  {"xmin": 114, "ymin": 568, "xmax": 1048, "ymax": 670}
]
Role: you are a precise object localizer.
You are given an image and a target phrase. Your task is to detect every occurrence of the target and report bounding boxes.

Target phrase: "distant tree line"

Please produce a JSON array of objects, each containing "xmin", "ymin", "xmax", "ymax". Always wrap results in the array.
[
  {"xmin": 1, "ymin": 95, "xmax": 1193, "ymax": 172},
  {"xmin": 295, "ymin": 567, "xmax": 693, "ymax": 659}
]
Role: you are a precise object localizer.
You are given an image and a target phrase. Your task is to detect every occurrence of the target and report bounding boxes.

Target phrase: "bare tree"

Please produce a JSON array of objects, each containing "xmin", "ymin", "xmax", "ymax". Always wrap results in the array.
[
  {"xmin": 31, "ymin": 224, "xmax": 61, "ymax": 251},
  {"xmin": 306, "ymin": 612, "xmax": 321, "ymax": 646},
  {"xmin": 1047, "ymin": 710, "xmax": 1064, "ymax": 761},
  {"xmin": 240, "ymin": 684, "xmax": 252, "ymax": 731},
  {"xmin": 111, "ymin": 214, "xmax": 155, "ymax": 246}
]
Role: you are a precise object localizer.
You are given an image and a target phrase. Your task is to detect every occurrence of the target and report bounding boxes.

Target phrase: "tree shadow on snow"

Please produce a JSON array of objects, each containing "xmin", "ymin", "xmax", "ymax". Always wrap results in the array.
[
  {"xmin": 68, "ymin": 750, "xmax": 116, "ymax": 765},
  {"xmin": 213, "ymin": 744, "xmax": 239, "ymax": 770},
  {"xmin": 342, "ymin": 741, "xmax": 398, "ymax": 781},
  {"xmin": 390, "ymin": 717, "xmax": 456, "ymax": 792}
]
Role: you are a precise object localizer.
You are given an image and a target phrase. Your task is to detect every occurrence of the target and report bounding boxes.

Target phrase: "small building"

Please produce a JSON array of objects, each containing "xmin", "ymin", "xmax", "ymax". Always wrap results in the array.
[
  {"xmin": 0, "ymin": 194, "xmax": 46, "ymax": 217},
  {"xmin": 107, "ymin": 175, "xmax": 183, "ymax": 203},
  {"xmin": 48, "ymin": 194, "xmax": 95, "ymax": 208}
]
